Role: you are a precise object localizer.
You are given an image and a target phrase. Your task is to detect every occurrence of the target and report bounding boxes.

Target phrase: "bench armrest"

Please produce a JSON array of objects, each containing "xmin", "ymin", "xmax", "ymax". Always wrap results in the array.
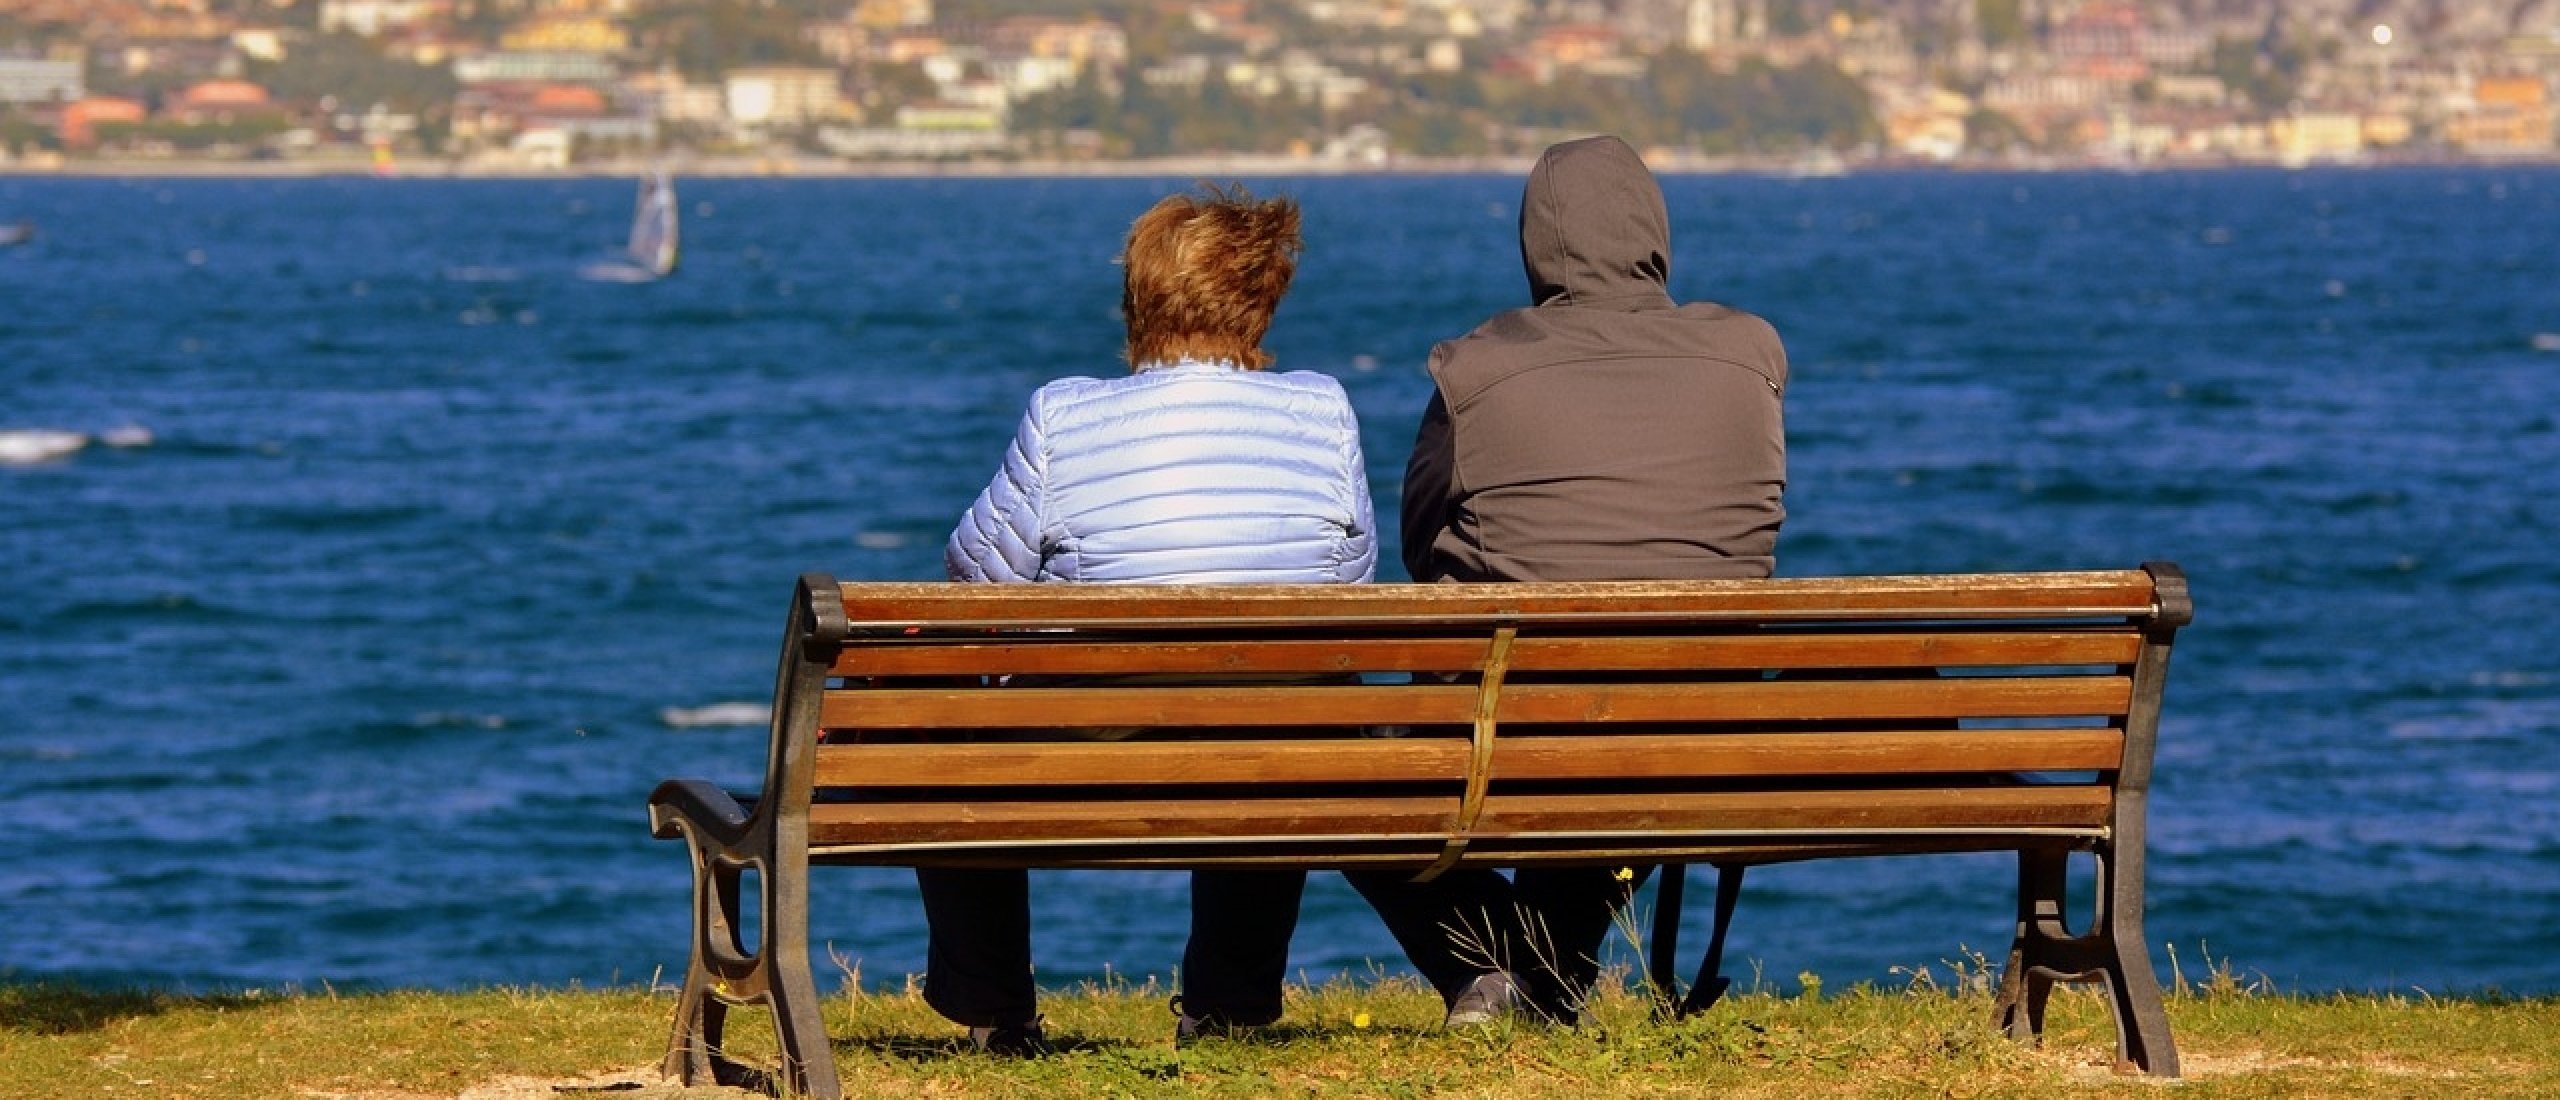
[{"xmin": 649, "ymin": 778, "xmax": 758, "ymax": 854}]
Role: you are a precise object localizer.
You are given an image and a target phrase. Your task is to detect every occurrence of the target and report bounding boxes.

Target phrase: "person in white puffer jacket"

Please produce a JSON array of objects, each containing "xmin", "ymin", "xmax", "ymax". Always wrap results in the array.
[{"xmin": 924, "ymin": 185, "xmax": 1376, "ymax": 1055}]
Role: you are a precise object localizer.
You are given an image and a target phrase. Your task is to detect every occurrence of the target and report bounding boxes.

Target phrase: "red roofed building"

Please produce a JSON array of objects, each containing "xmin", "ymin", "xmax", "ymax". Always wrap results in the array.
[
  {"xmin": 168, "ymin": 79, "xmax": 280, "ymax": 125},
  {"xmin": 529, "ymin": 83, "xmax": 608, "ymax": 115},
  {"xmin": 59, "ymin": 96, "xmax": 147, "ymax": 147},
  {"xmin": 176, "ymin": 79, "xmax": 271, "ymax": 109}
]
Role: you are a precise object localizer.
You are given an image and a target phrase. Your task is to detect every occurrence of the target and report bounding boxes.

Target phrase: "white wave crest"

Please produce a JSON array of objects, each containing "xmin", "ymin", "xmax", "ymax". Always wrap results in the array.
[
  {"xmin": 659, "ymin": 702, "xmax": 771, "ymax": 729},
  {"xmin": 0, "ymin": 429, "xmax": 88, "ymax": 465}
]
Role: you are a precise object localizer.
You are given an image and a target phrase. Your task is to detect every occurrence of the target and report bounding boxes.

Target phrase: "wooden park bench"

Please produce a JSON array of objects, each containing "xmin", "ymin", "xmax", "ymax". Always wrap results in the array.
[{"xmin": 649, "ymin": 565, "xmax": 2191, "ymax": 1097}]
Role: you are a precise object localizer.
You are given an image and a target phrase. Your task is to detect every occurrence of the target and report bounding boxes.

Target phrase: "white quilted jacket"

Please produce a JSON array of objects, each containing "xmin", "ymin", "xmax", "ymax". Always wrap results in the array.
[{"xmin": 945, "ymin": 361, "xmax": 1377, "ymax": 585}]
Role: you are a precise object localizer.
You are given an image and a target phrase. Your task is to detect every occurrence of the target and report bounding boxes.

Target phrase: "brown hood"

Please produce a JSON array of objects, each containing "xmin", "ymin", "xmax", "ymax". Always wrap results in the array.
[
  {"xmin": 1520, "ymin": 135, "xmax": 1676, "ymax": 312},
  {"xmin": 1399, "ymin": 135, "xmax": 1787, "ymax": 584}
]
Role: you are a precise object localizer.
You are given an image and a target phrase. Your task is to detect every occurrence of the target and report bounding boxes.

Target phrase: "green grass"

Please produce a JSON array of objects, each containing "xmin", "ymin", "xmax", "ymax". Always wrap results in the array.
[{"xmin": 4, "ymin": 972, "xmax": 2555, "ymax": 1099}]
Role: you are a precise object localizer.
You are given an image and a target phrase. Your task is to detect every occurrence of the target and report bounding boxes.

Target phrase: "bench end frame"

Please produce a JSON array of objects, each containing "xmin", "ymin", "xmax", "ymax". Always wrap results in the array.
[
  {"xmin": 1991, "ymin": 563, "xmax": 2188, "ymax": 1077},
  {"xmin": 649, "ymin": 573, "xmax": 846, "ymax": 1100}
]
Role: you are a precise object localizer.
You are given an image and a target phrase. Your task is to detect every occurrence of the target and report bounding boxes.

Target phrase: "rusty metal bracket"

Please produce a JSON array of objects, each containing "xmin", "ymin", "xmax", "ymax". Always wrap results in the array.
[{"xmin": 1413, "ymin": 625, "xmax": 1515, "ymax": 882}]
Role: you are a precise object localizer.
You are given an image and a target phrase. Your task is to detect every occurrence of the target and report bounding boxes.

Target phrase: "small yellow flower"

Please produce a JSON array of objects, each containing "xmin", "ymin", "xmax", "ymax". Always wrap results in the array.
[
  {"xmin": 1352, "ymin": 1011, "xmax": 1372, "ymax": 1029},
  {"xmin": 1613, "ymin": 866, "xmax": 1635, "ymax": 882}
]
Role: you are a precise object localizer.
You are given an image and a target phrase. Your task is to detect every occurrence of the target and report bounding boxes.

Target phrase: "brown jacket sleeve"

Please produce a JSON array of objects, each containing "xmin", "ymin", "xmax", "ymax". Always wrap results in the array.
[{"xmin": 1400, "ymin": 390, "xmax": 1457, "ymax": 583}]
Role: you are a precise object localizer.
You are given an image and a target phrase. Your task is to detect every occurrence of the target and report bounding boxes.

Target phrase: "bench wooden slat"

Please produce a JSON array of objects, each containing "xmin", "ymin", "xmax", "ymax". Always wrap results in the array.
[
  {"xmin": 807, "ymin": 795, "xmax": 1460, "ymax": 847},
  {"xmin": 801, "ymin": 786, "xmax": 2110, "ymax": 848},
  {"xmin": 811, "ymin": 728, "xmax": 2123, "ymax": 788},
  {"xmin": 829, "ymin": 631, "xmax": 2145, "ymax": 678},
  {"xmin": 1490, "ymin": 729, "xmax": 2124, "ymax": 779},
  {"xmin": 834, "ymin": 572, "xmax": 2161, "ymax": 629},
  {"xmin": 1475, "ymin": 786, "xmax": 2113, "ymax": 835},
  {"xmin": 862, "ymin": 837, "xmax": 2089, "ymax": 871},
  {"xmin": 818, "ymin": 676, "xmax": 2132, "ymax": 731},
  {"xmin": 814, "ymin": 738, "xmax": 1470, "ymax": 787},
  {"xmin": 822, "ymin": 683, "xmax": 1478, "ymax": 729},
  {"xmin": 1496, "ymin": 677, "xmax": 2133, "ymax": 723}
]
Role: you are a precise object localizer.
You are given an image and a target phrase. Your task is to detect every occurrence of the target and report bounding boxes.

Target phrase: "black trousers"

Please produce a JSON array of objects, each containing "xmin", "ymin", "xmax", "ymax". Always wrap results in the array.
[
  {"xmin": 1346, "ymin": 865, "xmax": 1647, "ymax": 1020},
  {"xmin": 915, "ymin": 866, "xmax": 1307, "ymax": 1029}
]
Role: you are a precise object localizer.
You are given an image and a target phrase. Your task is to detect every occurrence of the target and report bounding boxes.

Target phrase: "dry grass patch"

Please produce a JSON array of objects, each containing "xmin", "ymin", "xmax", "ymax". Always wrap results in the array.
[{"xmin": 3, "ymin": 976, "xmax": 2554, "ymax": 1099}]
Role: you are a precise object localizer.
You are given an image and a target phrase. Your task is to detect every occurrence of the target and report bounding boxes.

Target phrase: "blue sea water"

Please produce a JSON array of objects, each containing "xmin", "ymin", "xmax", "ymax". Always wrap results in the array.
[{"xmin": 2, "ymin": 169, "xmax": 2555, "ymax": 999}]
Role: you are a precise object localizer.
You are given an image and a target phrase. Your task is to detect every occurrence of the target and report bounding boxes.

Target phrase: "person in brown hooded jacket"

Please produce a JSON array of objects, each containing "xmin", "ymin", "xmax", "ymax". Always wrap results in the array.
[{"xmin": 1348, "ymin": 134, "xmax": 1787, "ymax": 1024}]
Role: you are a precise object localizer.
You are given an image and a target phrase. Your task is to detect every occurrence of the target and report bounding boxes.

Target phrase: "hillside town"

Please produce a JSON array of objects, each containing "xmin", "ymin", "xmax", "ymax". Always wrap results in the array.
[{"xmin": 1, "ymin": 0, "xmax": 2556, "ymax": 171}]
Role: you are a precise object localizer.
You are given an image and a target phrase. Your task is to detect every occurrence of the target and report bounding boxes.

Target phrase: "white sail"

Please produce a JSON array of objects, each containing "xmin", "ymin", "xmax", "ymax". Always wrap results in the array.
[
  {"xmin": 580, "ymin": 171, "xmax": 678, "ymax": 283},
  {"xmin": 625, "ymin": 171, "xmax": 679, "ymax": 276}
]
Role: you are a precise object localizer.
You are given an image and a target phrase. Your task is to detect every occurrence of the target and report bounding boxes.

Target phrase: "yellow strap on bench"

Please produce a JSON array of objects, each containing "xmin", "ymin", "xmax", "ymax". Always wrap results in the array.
[{"xmin": 1413, "ymin": 625, "xmax": 1515, "ymax": 883}]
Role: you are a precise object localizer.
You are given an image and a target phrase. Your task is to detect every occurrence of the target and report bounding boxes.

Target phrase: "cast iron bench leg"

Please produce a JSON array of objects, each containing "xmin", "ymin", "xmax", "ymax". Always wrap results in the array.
[
  {"xmin": 1647, "ymin": 862, "xmax": 1746, "ymax": 1019},
  {"xmin": 663, "ymin": 841, "xmax": 844, "ymax": 1098},
  {"xmin": 1992, "ymin": 848, "xmax": 2179, "ymax": 1077}
]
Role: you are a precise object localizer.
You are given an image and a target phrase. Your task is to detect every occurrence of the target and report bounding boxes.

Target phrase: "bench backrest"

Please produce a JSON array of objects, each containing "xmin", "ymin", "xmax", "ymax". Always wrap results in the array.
[{"xmin": 759, "ymin": 566, "xmax": 2188, "ymax": 873}]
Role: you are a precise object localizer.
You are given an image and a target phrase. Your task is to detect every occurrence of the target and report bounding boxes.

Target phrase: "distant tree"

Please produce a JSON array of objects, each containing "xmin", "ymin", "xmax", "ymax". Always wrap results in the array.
[
  {"xmin": 247, "ymin": 33, "xmax": 457, "ymax": 113},
  {"xmin": 1766, "ymin": 0, "xmax": 1817, "ymax": 37},
  {"xmin": 1977, "ymin": 0, "xmax": 2027, "ymax": 47},
  {"xmin": 1652, "ymin": 53, "xmax": 1876, "ymax": 152},
  {"xmin": 1376, "ymin": 108, "xmax": 1489, "ymax": 157},
  {"xmin": 96, "ymin": 116, "xmax": 293, "ymax": 152},
  {"xmin": 2212, "ymin": 35, "xmax": 2302, "ymax": 110},
  {"xmin": 1964, "ymin": 107, "xmax": 2029, "ymax": 153},
  {"xmin": 1008, "ymin": 62, "xmax": 1119, "ymax": 134},
  {"xmin": 1, "ymin": 108, "xmax": 59, "ymax": 153},
  {"xmin": 628, "ymin": 0, "xmax": 828, "ymax": 79},
  {"xmin": 854, "ymin": 60, "xmax": 941, "ymax": 118}
]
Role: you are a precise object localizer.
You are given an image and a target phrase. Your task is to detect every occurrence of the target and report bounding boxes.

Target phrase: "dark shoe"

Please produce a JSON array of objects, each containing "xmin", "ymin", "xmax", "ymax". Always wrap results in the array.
[
  {"xmin": 1443, "ymin": 971, "xmax": 1518, "ymax": 1027},
  {"xmin": 968, "ymin": 1019, "xmax": 1051, "ymax": 1058},
  {"xmin": 1170, "ymin": 996, "xmax": 1264, "ymax": 1044}
]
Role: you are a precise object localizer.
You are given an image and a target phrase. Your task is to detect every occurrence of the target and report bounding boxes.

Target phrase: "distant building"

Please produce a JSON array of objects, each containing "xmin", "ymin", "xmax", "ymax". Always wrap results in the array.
[
  {"xmin": 2049, "ymin": 3, "xmax": 2147, "ymax": 84},
  {"xmin": 451, "ymin": 80, "xmax": 654, "ymax": 156},
  {"xmin": 2150, "ymin": 73, "xmax": 2230, "ymax": 108},
  {"xmin": 2362, "ymin": 112, "xmax": 2414, "ymax": 148},
  {"xmin": 59, "ymin": 96, "xmax": 147, "ymax": 147},
  {"xmin": 319, "ymin": 0, "xmax": 450, "ymax": 38},
  {"xmin": 988, "ymin": 55, "xmax": 1081, "ymax": 99},
  {"xmin": 1679, "ymin": 0, "xmax": 1766, "ymax": 51},
  {"xmin": 1877, "ymin": 85, "xmax": 1970, "ymax": 160},
  {"xmin": 1225, "ymin": 51, "xmax": 1369, "ymax": 109},
  {"xmin": 230, "ymin": 29, "xmax": 288, "ymax": 64},
  {"xmin": 454, "ymin": 51, "xmax": 621, "ymax": 86},
  {"xmin": 985, "ymin": 17, "xmax": 1127, "ymax": 67},
  {"xmin": 820, "ymin": 95, "xmax": 1010, "ymax": 158},
  {"xmin": 99, "ymin": 37, "xmax": 237, "ymax": 87},
  {"xmin": 168, "ymin": 79, "xmax": 274, "ymax": 123},
  {"xmin": 848, "ymin": 0, "xmax": 933, "ymax": 29},
  {"xmin": 2448, "ymin": 76, "xmax": 2555, "ymax": 155},
  {"xmin": 502, "ymin": 17, "xmax": 632, "ymax": 54},
  {"xmin": 725, "ymin": 67, "xmax": 843, "ymax": 128},
  {"xmin": 806, "ymin": 18, "xmax": 874, "ymax": 65},
  {"xmin": 2271, "ymin": 110, "xmax": 2365, "ymax": 166},
  {"xmin": 0, "ymin": 57, "xmax": 83, "ymax": 105},
  {"xmin": 626, "ymin": 69, "xmax": 726, "ymax": 125}
]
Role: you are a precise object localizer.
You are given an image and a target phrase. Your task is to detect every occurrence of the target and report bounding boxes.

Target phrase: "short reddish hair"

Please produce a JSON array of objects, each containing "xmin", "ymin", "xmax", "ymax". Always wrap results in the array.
[{"xmin": 1120, "ymin": 184, "xmax": 1302, "ymax": 370}]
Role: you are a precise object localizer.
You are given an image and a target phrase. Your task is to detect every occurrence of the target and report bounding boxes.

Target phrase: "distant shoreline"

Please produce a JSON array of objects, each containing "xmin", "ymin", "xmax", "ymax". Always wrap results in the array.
[{"xmin": 6, "ymin": 149, "xmax": 2558, "ymax": 181}]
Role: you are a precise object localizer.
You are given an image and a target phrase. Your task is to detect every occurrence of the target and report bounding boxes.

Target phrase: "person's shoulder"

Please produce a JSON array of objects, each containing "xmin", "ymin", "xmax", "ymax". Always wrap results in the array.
[
  {"xmin": 1023, "ymin": 372, "xmax": 1132, "ymax": 414},
  {"xmin": 1428, "ymin": 309, "xmax": 1545, "ymax": 366},
  {"xmin": 1673, "ymin": 300, "xmax": 1782, "ymax": 342},
  {"xmin": 1032, "ymin": 373, "xmax": 1119, "ymax": 398},
  {"xmin": 1670, "ymin": 301, "xmax": 1788, "ymax": 386},
  {"xmin": 1258, "ymin": 367, "xmax": 1351, "ymax": 399}
]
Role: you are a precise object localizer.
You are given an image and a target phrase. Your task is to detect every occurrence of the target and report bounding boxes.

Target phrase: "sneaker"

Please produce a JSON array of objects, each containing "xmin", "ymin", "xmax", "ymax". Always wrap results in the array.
[
  {"xmin": 1443, "ymin": 971, "xmax": 1518, "ymax": 1027},
  {"xmin": 1170, "ymin": 996, "xmax": 1262, "ymax": 1044},
  {"xmin": 968, "ymin": 1020, "xmax": 1051, "ymax": 1058}
]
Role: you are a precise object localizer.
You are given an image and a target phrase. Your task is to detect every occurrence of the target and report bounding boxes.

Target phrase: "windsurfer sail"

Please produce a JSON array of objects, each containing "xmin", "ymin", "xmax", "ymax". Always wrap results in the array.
[{"xmin": 578, "ymin": 171, "xmax": 679, "ymax": 283}]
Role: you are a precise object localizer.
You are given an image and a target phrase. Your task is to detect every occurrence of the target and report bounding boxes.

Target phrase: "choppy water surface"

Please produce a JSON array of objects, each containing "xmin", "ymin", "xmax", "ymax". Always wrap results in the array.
[{"xmin": 3, "ymin": 169, "xmax": 2555, "ymax": 995}]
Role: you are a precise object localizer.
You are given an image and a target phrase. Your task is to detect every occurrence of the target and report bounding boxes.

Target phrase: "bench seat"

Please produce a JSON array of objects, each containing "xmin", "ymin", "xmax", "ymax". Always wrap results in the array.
[{"xmin": 650, "ymin": 566, "xmax": 2190, "ymax": 1097}]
